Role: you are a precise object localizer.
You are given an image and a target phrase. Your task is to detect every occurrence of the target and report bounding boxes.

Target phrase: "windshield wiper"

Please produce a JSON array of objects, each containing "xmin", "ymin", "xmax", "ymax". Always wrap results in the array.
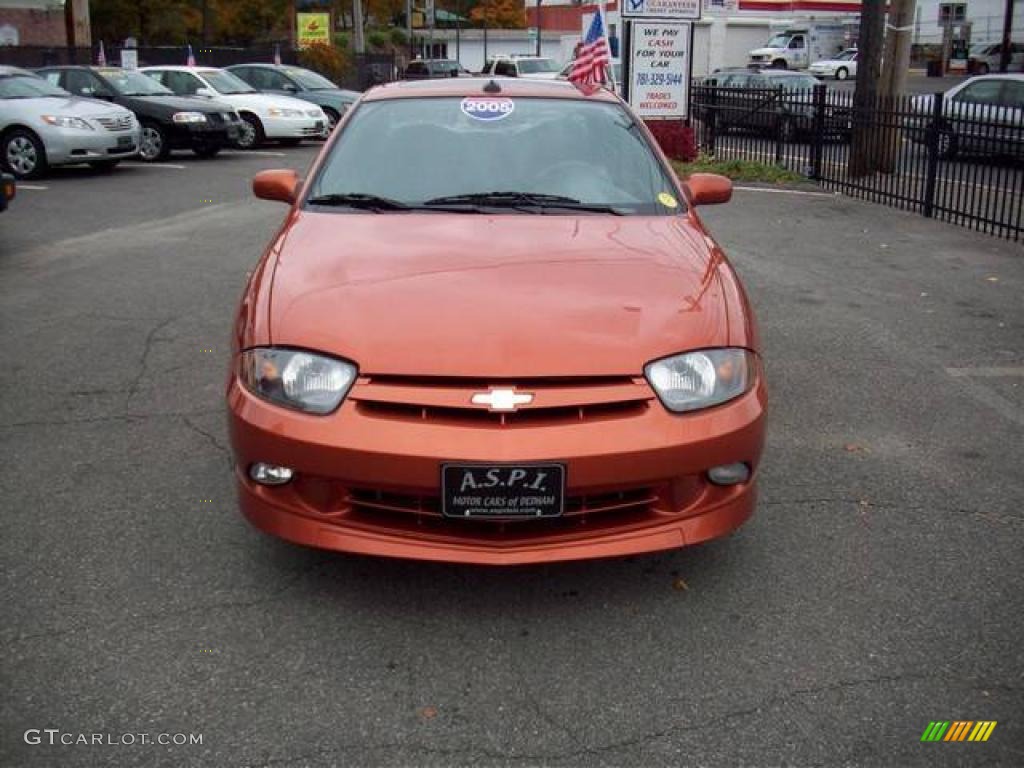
[
  {"xmin": 423, "ymin": 191, "xmax": 623, "ymax": 215},
  {"xmin": 306, "ymin": 193, "xmax": 410, "ymax": 211}
]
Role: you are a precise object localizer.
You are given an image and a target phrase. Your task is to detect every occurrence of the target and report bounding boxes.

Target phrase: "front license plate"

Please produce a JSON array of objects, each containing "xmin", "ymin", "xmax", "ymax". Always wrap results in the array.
[
  {"xmin": 116, "ymin": 135, "xmax": 133, "ymax": 148},
  {"xmin": 442, "ymin": 463, "xmax": 565, "ymax": 519},
  {"xmin": 315, "ymin": 121, "xmax": 324, "ymax": 130}
]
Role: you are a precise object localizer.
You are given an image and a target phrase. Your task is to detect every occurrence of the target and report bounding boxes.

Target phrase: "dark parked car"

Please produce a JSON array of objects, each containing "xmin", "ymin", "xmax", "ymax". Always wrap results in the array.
[
  {"xmin": 696, "ymin": 68, "xmax": 852, "ymax": 142},
  {"xmin": 0, "ymin": 172, "xmax": 14, "ymax": 212},
  {"xmin": 35, "ymin": 66, "xmax": 242, "ymax": 161},
  {"xmin": 226, "ymin": 64, "xmax": 358, "ymax": 131},
  {"xmin": 402, "ymin": 59, "xmax": 472, "ymax": 80}
]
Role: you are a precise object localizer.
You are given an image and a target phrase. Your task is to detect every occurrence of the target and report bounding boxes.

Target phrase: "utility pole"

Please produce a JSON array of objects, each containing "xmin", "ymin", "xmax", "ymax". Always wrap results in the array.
[
  {"xmin": 848, "ymin": 0, "xmax": 885, "ymax": 177},
  {"xmin": 201, "ymin": 0, "xmax": 213, "ymax": 45},
  {"xmin": 353, "ymin": 0, "xmax": 366, "ymax": 53},
  {"xmin": 64, "ymin": 0, "xmax": 77, "ymax": 61},
  {"xmin": 536, "ymin": 0, "xmax": 543, "ymax": 57},
  {"xmin": 1000, "ymin": 0, "xmax": 1015, "ymax": 72},
  {"xmin": 876, "ymin": 0, "xmax": 916, "ymax": 171}
]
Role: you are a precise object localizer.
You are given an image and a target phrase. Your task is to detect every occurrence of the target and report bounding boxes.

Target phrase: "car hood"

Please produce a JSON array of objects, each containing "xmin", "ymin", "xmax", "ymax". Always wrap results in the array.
[
  {"xmin": 122, "ymin": 93, "xmax": 234, "ymax": 113},
  {"xmin": 267, "ymin": 212, "xmax": 733, "ymax": 377},
  {"xmin": 214, "ymin": 91, "xmax": 316, "ymax": 112},
  {"xmin": 520, "ymin": 72, "xmax": 562, "ymax": 80},
  {"xmin": 751, "ymin": 47, "xmax": 784, "ymax": 56},
  {"xmin": 7, "ymin": 95, "xmax": 134, "ymax": 118}
]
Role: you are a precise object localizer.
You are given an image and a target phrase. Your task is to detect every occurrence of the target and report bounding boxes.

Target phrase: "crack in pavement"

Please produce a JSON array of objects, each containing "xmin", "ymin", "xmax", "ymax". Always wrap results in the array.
[
  {"xmin": 125, "ymin": 316, "xmax": 178, "ymax": 406},
  {"xmin": 181, "ymin": 414, "xmax": 232, "ymax": 470},
  {"xmin": 0, "ymin": 407, "xmax": 223, "ymax": 431}
]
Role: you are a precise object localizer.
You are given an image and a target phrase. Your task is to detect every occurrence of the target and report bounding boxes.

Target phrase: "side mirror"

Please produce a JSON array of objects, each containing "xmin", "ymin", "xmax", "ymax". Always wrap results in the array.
[
  {"xmin": 685, "ymin": 173, "xmax": 733, "ymax": 206},
  {"xmin": 253, "ymin": 169, "xmax": 300, "ymax": 204},
  {"xmin": 283, "ymin": 82, "xmax": 299, "ymax": 92},
  {"xmin": 195, "ymin": 87, "xmax": 216, "ymax": 98}
]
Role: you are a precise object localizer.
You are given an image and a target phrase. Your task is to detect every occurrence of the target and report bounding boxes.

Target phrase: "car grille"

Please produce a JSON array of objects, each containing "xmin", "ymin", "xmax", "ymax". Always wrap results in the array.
[
  {"xmin": 299, "ymin": 125, "xmax": 324, "ymax": 136},
  {"xmin": 350, "ymin": 375, "xmax": 655, "ymax": 427},
  {"xmin": 349, "ymin": 486, "xmax": 659, "ymax": 519},
  {"xmin": 95, "ymin": 115, "xmax": 133, "ymax": 131}
]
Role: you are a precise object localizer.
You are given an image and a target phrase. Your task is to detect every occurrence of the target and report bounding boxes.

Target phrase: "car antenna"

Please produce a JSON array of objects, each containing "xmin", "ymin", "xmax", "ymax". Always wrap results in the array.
[{"xmin": 483, "ymin": 79, "xmax": 501, "ymax": 94}]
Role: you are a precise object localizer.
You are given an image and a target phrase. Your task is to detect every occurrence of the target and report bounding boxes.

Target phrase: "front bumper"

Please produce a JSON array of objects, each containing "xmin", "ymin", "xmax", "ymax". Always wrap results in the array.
[
  {"xmin": 42, "ymin": 125, "xmax": 141, "ymax": 165},
  {"xmin": 261, "ymin": 113, "xmax": 328, "ymax": 140},
  {"xmin": 227, "ymin": 373, "xmax": 767, "ymax": 565},
  {"xmin": 167, "ymin": 121, "xmax": 240, "ymax": 150}
]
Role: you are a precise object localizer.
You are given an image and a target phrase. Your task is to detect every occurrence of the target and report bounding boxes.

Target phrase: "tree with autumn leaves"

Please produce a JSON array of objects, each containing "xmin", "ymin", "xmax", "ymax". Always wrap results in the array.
[{"xmin": 90, "ymin": 0, "xmax": 523, "ymax": 46}]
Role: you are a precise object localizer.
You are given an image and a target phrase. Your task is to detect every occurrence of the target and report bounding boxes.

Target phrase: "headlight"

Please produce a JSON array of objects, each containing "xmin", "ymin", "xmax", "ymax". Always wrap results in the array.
[
  {"xmin": 644, "ymin": 349, "xmax": 754, "ymax": 413},
  {"xmin": 239, "ymin": 348, "xmax": 357, "ymax": 414},
  {"xmin": 172, "ymin": 111, "xmax": 207, "ymax": 124},
  {"xmin": 306, "ymin": 109, "xmax": 323, "ymax": 117},
  {"xmin": 268, "ymin": 107, "xmax": 303, "ymax": 117},
  {"xmin": 41, "ymin": 115, "xmax": 93, "ymax": 130}
]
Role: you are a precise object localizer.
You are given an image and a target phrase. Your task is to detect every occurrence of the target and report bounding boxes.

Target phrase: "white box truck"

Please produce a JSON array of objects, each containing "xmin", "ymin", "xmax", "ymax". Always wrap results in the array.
[{"xmin": 748, "ymin": 21, "xmax": 850, "ymax": 70}]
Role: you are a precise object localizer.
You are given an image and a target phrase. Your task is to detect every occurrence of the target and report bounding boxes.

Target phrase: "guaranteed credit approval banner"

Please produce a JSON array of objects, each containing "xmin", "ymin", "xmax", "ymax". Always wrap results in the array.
[{"xmin": 629, "ymin": 22, "xmax": 691, "ymax": 119}]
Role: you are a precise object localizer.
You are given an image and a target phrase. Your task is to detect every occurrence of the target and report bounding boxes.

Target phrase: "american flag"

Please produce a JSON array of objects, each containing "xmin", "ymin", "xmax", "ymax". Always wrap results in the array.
[
  {"xmin": 96, "ymin": 40, "xmax": 106, "ymax": 66},
  {"xmin": 568, "ymin": 9, "xmax": 610, "ymax": 86},
  {"xmin": 186, "ymin": 44, "xmax": 196, "ymax": 67}
]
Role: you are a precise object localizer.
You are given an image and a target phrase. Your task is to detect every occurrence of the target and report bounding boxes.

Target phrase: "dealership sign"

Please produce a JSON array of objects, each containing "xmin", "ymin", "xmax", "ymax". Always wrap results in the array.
[
  {"xmin": 628, "ymin": 21, "xmax": 691, "ymax": 118},
  {"xmin": 296, "ymin": 12, "xmax": 331, "ymax": 47},
  {"xmin": 621, "ymin": 0, "xmax": 701, "ymax": 20}
]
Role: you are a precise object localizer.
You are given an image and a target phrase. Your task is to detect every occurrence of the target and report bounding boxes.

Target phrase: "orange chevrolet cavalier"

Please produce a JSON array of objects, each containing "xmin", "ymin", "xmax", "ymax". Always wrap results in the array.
[{"xmin": 227, "ymin": 78, "xmax": 766, "ymax": 565}]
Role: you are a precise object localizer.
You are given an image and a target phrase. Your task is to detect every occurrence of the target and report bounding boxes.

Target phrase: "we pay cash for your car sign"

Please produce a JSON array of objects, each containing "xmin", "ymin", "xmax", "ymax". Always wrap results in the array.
[{"xmin": 630, "ymin": 22, "xmax": 692, "ymax": 119}]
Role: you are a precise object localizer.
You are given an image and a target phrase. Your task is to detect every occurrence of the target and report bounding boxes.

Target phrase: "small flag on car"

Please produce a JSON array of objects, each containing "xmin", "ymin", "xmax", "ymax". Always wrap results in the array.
[
  {"xmin": 273, "ymin": 43, "xmax": 282, "ymax": 66},
  {"xmin": 186, "ymin": 43, "xmax": 196, "ymax": 67},
  {"xmin": 568, "ymin": 7, "xmax": 611, "ymax": 87},
  {"xmin": 97, "ymin": 40, "xmax": 106, "ymax": 66}
]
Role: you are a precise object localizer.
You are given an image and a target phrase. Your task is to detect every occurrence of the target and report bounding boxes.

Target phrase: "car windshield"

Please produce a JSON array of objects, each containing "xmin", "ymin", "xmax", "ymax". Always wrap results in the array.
[
  {"xmin": 199, "ymin": 69, "xmax": 256, "ymax": 94},
  {"xmin": 0, "ymin": 74, "xmax": 69, "ymax": 98},
  {"xmin": 309, "ymin": 97, "xmax": 680, "ymax": 215},
  {"xmin": 766, "ymin": 34, "xmax": 792, "ymax": 48},
  {"xmin": 285, "ymin": 67, "xmax": 337, "ymax": 90},
  {"xmin": 517, "ymin": 59, "xmax": 559, "ymax": 74},
  {"xmin": 835, "ymin": 49, "xmax": 857, "ymax": 61},
  {"xmin": 98, "ymin": 68, "xmax": 172, "ymax": 96}
]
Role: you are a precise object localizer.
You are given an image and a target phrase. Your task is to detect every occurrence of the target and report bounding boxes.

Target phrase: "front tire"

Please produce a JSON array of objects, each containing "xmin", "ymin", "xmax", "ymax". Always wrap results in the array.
[
  {"xmin": 237, "ymin": 114, "xmax": 264, "ymax": 149},
  {"xmin": 138, "ymin": 122, "xmax": 170, "ymax": 162},
  {"xmin": 977, "ymin": 62, "xmax": 990, "ymax": 75},
  {"xmin": 772, "ymin": 59, "xmax": 788, "ymax": 70},
  {"xmin": 835, "ymin": 67, "xmax": 849, "ymax": 81},
  {"xmin": 938, "ymin": 130, "xmax": 958, "ymax": 160},
  {"xmin": 323, "ymin": 107, "xmax": 340, "ymax": 132},
  {"xmin": 3, "ymin": 129, "xmax": 47, "ymax": 179}
]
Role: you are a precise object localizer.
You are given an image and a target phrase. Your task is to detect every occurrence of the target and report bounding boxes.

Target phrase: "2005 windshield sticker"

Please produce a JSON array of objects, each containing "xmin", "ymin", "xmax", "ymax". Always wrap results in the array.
[{"xmin": 461, "ymin": 97, "xmax": 515, "ymax": 122}]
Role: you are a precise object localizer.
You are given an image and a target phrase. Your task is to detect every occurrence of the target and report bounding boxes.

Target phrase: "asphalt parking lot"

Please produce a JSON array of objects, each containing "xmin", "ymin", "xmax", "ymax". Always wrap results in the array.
[{"xmin": 2, "ymin": 146, "xmax": 1022, "ymax": 767}]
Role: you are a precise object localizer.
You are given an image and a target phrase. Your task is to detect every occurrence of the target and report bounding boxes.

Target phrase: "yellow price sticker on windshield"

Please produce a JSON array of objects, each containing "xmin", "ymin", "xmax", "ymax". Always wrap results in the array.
[{"xmin": 658, "ymin": 192, "xmax": 678, "ymax": 208}]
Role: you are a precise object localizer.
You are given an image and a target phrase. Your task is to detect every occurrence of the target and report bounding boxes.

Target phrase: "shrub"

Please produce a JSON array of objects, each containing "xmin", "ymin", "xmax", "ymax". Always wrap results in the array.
[
  {"xmin": 367, "ymin": 30, "xmax": 388, "ymax": 50},
  {"xmin": 297, "ymin": 42, "xmax": 348, "ymax": 83},
  {"xmin": 644, "ymin": 119, "xmax": 697, "ymax": 162},
  {"xmin": 389, "ymin": 27, "xmax": 408, "ymax": 47}
]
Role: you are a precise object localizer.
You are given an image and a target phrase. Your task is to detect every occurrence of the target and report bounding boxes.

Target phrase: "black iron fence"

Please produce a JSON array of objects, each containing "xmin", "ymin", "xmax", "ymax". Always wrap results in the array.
[{"xmin": 691, "ymin": 83, "xmax": 1024, "ymax": 242}]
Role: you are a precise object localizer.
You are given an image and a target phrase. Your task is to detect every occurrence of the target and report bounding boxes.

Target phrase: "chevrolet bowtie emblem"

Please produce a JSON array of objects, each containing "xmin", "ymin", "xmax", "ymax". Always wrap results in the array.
[{"xmin": 471, "ymin": 388, "xmax": 535, "ymax": 412}]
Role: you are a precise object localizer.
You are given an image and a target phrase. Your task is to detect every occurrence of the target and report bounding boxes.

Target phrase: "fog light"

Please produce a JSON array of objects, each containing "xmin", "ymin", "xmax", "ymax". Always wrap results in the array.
[
  {"xmin": 707, "ymin": 463, "xmax": 750, "ymax": 486},
  {"xmin": 249, "ymin": 463, "xmax": 294, "ymax": 486}
]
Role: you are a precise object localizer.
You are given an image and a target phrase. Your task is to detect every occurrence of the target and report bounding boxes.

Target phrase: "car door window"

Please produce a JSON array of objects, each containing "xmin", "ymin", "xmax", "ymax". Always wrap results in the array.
[
  {"xmin": 41, "ymin": 71, "xmax": 62, "ymax": 87},
  {"xmin": 788, "ymin": 35, "xmax": 805, "ymax": 50},
  {"xmin": 406, "ymin": 62, "xmax": 425, "ymax": 77},
  {"xmin": 495, "ymin": 60, "xmax": 516, "ymax": 76},
  {"xmin": 164, "ymin": 71, "xmax": 202, "ymax": 95},
  {"xmin": 954, "ymin": 79, "xmax": 1004, "ymax": 105},
  {"xmin": 265, "ymin": 70, "xmax": 293, "ymax": 90},
  {"xmin": 231, "ymin": 67, "xmax": 253, "ymax": 85},
  {"xmin": 1000, "ymin": 81, "xmax": 1024, "ymax": 109},
  {"xmin": 66, "ymin": 69, "xmax": 98, "ymax": 97}
]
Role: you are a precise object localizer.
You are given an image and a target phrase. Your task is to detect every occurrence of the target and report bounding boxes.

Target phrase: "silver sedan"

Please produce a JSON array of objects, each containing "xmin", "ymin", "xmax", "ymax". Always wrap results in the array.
[{"xmin": 0, "ymin": 66, "xmax": 141, "ymax": 179}]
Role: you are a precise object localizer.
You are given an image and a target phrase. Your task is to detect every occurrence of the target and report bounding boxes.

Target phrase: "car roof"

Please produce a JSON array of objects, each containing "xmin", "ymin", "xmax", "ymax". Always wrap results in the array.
[
  {"xmin": 966, "ymin": 73, "xmax": 1024, "ymax": 81},
  {"xmin": 139, "ymin": 65, "xmax": 221, "ymax": 72},
  {"xmin": 0, "ymin": 65, "xmax": 39, "ymax": 77},
  {"xmin": 365, "ymin": 77, "xmax": 618, "ymax": 102}
]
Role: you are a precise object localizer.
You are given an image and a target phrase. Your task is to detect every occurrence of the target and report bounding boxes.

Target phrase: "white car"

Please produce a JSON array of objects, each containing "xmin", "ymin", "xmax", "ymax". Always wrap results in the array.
[
  {"xmin": 481, "ymin": 56, "xmax": 562, "ymax": 80},
  {"xmin": 0, "ymin": 66, "xmax": 140, "ymax": 178},
  {"xmin": 808, "ymin": 48, "xmax": 858, "ymax": 81},
  {"xmin": 140, "ymin": 66, "xmax": 327, "ymax": 148},
  {"xmin": 968, "ymin": 42, "xmax": 1024, "ymax": 75}
]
